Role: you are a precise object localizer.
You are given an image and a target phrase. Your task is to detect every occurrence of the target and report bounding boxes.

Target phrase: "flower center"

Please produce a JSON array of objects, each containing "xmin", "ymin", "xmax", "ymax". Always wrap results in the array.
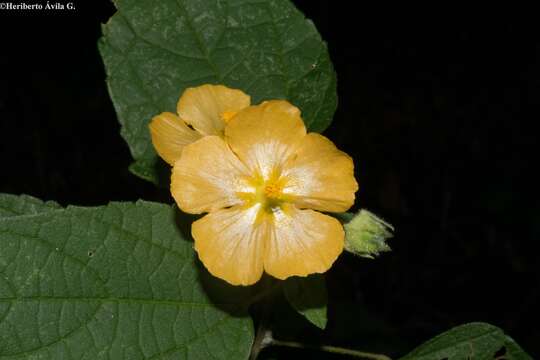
[
  {"xmin": 263, "ymin": 183, "xmax": 281, "ymax": 199},
  {"xmin": 255, "ymin": 180, "xmax": 284, "ymax": 211},
  {"xmin": 237, "ymin": 171, "xmax": 293, "ymax": 219}
]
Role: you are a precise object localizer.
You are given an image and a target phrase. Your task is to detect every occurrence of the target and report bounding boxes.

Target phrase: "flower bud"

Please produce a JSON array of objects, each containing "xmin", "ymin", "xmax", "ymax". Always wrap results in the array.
[{"xmin": 342, "ymin": 210, "xmax": 393, "ymax": 259}]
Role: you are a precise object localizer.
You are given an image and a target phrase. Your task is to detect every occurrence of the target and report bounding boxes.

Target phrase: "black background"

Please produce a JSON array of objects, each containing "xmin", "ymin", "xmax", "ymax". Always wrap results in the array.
[{"xmin": 1, "ymin": 2, "xmax": 539, "ymax": 358}]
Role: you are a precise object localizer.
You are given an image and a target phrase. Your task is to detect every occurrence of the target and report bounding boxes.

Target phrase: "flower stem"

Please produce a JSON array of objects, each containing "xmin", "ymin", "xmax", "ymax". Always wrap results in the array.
[
  {"xmin": 249, "ymin": 281, "xmax": 280, "ymax": 360},
  {"xmin": 250, "ymin": 323, "xmax": 270, "ymax": 360},
  {"xmin": 270, "ymin": 339, "xmax": 392, "ymax": 360}
]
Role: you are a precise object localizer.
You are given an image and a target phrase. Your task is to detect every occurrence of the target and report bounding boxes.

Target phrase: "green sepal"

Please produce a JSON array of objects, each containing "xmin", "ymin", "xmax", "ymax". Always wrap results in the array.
[{"xmin": 339, "ymin": 209, "xmax": 394, "ymax": 259}]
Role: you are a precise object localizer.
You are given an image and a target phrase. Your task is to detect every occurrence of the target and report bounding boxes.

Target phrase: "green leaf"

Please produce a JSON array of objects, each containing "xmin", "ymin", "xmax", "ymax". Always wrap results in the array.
[
  {"xmin": 283, "ymin": 274, "xmax": 327, "ymax": 329},
  {"xmin": 0, "ymin": 198, "xmax": 254, "ymax": 359},
  {"xmin": 0, "ymin": 193, "xmax": 60, "ymax": 218},
  {"xmin": 399, "ymin": 322, "xmax": 532, "ymax": 360},
  {"xmin": 99, "ymin": 0, "xmax": 337, "ymax": 184},
  {"xmin": 504, "ymin": 335, "xmax": 533, "ymax": 360}
]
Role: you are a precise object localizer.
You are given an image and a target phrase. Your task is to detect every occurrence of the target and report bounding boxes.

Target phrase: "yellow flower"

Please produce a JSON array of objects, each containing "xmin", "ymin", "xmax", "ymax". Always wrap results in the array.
[
  {"xmin": 149, "ymin": 84, "xmax": 250, "ymax": 165},
  {"xmin": 170, "ymin": 98, "xmax": 359, "ymax": 286}
]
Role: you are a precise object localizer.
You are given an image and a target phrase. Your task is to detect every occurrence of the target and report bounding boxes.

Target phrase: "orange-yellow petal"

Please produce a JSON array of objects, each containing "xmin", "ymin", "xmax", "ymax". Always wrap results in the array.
[
  {"xmin": 171, "ymin": 136, "xmax": 252, "ymax": 214},
  {"xmin": 149, "ymin": 112, "xmax": 202, "ymax": 165},
  {"xmin": 177, "ymin": 84, "xmax": 250, "ymax": 136},
  {"xmin": 225, "ymin": 100, "xmax": 307, "ymax": 178},
  {"xmin": 263, "ymin": 205, "xmax": 344, "ymax": 280},
  {"xmin": 282, "ymin": 133, "xmax": 358, "ymax": 212},
  {"xmin": 192, "ymin": 205, "xmax": 266, "ymax": 286}
]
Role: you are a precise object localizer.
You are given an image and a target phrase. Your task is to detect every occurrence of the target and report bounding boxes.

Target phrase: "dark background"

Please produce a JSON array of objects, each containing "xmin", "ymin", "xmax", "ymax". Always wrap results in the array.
[{"xmin": 1, "ymin": 2, "xmax": 538, "ymax": 358}]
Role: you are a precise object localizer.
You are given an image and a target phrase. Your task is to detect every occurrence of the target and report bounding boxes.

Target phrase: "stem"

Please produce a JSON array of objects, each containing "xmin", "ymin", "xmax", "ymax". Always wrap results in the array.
[
  {"xmin": 270, "ymin": 340, "xmax": 392, "ymax": 360},
  {"xmin": 249, "ymin": 321, "xmax": 269, "ymax": 360},
  {"xmin": 249, "ymin": 281, "xmax": 280, "ymax": 360}
]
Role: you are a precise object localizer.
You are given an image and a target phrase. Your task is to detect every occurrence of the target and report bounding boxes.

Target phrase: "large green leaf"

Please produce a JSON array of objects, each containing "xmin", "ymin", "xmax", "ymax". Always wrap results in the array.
[
  {"xmin": 400, "ymin": 322, "xmax": 531, "ymax": 360},
  {"xmin": 283, "ymin": 274, "xmax": 327, "ymax": 329},
  {"xmin": 0, "ymin": 194, "xmax": 60, "ymax": 218},
  {"xmin": 99, "ymin": 0, "xmax": 337, "ymax": 184},
  {"xmin": 0, "ymin": 198, "xmax": 254, "ymax": 359}
]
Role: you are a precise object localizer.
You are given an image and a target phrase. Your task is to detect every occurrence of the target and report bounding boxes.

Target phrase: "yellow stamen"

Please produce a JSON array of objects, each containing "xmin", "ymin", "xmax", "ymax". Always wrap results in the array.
[
  {"xmin": 255, "ymin": 178, "xmax": 286, "ymax": 215},
  {"xmin": 236, "ymin": 171, "xmax": 297, "ymax": 225},
  {"xmin": 221, "ymin": 110, "xmax": 238, "ymax": 124},
  {"xmin": 264, "ymin": 183, "xmax": 282, "ymax": 199}
]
